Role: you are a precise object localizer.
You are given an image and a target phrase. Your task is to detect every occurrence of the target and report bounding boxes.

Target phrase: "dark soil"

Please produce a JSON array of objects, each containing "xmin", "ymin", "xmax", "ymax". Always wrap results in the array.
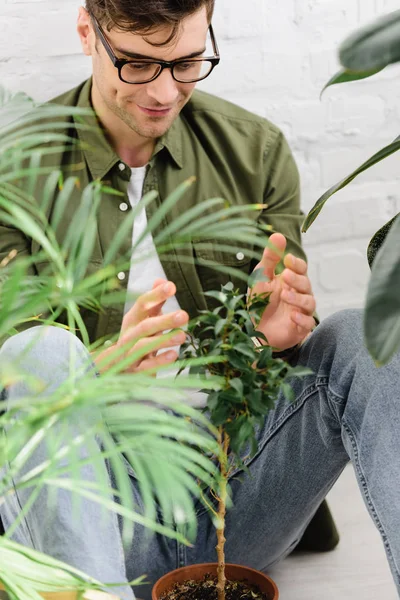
[{"xmin": 160, "ymin": 574, "xmax": 270, "ymax": 600}]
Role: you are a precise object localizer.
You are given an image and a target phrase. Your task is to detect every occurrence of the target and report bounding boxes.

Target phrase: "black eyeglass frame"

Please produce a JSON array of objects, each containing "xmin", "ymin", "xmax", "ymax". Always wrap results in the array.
[{"xmin": 90, "ymin": 13, "xmax": 220, "ymax": 84}]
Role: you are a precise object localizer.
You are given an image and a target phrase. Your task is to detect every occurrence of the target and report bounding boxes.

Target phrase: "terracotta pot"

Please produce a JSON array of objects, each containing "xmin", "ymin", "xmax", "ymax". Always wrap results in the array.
[{"xmin": 152, "ymin": 563, "xmax": 279, "ymax": 600}]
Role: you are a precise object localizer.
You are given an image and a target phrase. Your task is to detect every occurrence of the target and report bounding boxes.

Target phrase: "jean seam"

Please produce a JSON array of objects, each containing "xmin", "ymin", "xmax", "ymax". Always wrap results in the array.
[
  {"xmin": 101, "ymin": 428, "xmax": 131, "ymax": 569},
  {"xmin": 325, "ymin": 384, "xmax": 346, "ymax": 426},
  {"xmin": 343, "ymin": 419, "xmax": 400, "ymax": 585}
]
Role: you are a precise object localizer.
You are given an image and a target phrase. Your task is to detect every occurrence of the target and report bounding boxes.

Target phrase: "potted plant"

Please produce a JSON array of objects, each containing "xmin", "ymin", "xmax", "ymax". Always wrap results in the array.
[
  {"xmin": 0, "ymin": 88, "xmax": 272, "ymax": 599},
  {"xmin": 302, "ymin": 9, "xmax": 400, "ymax": 367},
  {"xmin": 152, "ymin": 281, "xmax": 310, "ymax": 600}
]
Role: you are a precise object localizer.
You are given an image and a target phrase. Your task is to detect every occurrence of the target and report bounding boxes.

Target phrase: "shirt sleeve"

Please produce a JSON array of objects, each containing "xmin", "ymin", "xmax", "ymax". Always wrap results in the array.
[
  {"xmin": 0, "ymin": 223, "xmax": 33, "ymax": 267},
  {"xmin": 259, "ymin": 130, "xmax": 319, "ymax": 325},
  {"xmin": 260, "ymin": 129, "xmax": 306, "ymax": 263},
  {"xmin": 0, "ymin": 222, "xmax": 40, "ymax": 339}
]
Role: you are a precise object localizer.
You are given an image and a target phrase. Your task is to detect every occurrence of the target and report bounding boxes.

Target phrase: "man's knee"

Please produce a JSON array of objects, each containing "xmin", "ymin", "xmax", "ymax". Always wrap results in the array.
[
  {"xmin": 303, "ymin": 309, "xmax": 366, "ymax": 371},
  {"xmin": 314, "ymin": 309, "xmax": 363, "ymax": 347},
  {"xmin": 0, "ymin": 326, "xmax": 94, "ymax": 394}
]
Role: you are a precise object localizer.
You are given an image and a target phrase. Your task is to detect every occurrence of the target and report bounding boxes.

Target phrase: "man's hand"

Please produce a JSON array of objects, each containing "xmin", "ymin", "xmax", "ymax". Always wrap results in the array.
[
  {"xmin": 94, "ymin": 279, "xmax": 188, "ymax": 374},
  {"xmin": 249, "ymin": 233, "xmax": 316, "ymax": 351}
]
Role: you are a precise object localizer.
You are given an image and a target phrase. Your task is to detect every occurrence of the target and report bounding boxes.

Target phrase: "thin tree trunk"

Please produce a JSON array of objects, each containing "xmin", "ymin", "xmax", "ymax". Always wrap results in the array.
[{"xmin": 216, "ymin": 432, "xmax": 230, "ymax": 600}]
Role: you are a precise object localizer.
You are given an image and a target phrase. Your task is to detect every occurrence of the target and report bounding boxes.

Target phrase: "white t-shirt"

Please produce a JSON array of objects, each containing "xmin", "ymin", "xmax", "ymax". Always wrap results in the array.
[
  {"xmin": 124, "ymin": 166, "xmax": 181, "ymax": 315},
  {"xmin": 124, "ymin": 167, "xmax": 206, "ymax": 407}
]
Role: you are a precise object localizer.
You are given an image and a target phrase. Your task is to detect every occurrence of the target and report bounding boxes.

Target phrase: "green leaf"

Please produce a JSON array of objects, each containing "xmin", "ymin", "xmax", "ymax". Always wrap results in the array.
[
  {"xmin": 281, "ymin": 382, "xmax": 295, "ymax": 403},
  {"xmin": 210, "ymin": 402, "xmax": 231, "ymax": 427},
  {"xmin": 206, "ymin": 391, "xmax": 219, "ymax": 411},
  {"xmin": 104, "ymin": 190, "xmax": 158, "ymax": 265},
  {"xmin": 364, "ymin": 215, "xmax": 400, "ymax": 365},
  {"xmin": 247, "ymin": 389, "xmax": 267, "ymax": 415},
  {"xmin": 250, "ymin": 433, "xmax": 258, "ymax": 458},
  {"xmin": 228, "ymin": 417, "xmax": 254, "ymax": 454},
  {"xmin": 222, "ymin": 281, "xmax": 234, "ymax": 292},
  {"xmin": 289, "ymin": 366, "xmax": 313, "ymax": 378},
  {"xmin": 321, "ymin": 66, "xmax": 385, "ymax": 96},
  {"xmin": 256, "ymin": 346, "xmax": 273, "ymax": 369},
  {"xmin": 226, "ymin": 351, "xmax": 248, "ymax": 371},
  {"xmin": 132, "ymin": 177, "xmax": 195, "ymax": 252},
  {"xmin": 247, "ymin": 267, "xmax": 268, "ymax": 287},
  {"xmin": 302, "ymin": 137, "xmax": 400, "ymax": 231},
  {"xmin": 215, "ymin": 318, "xmax": 227, "ymax": 336},
  {"xmin": 339, "ymin": 10, "xmax": 400, "ymax": 72},
  {"xmin": 50, "ymin": 176, "xmax": 80, "ymax": 234},
  {"xmin": 234, "ymin": 343, "xmax": 256, "ymax": 360},
  {"xmin": 229, "ymin": 378, "xmax": 244, "ymax": 397},
  {"xmin": 205, "ymin": 290, "xmax": 228, "ymax": 304}
]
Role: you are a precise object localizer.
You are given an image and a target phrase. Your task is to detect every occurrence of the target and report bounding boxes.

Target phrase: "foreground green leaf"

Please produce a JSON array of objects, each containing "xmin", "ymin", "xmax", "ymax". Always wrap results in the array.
[
  {"xmin": 321, "ymin": 66, "xmax": 385, "ymax": 96},
  {"xmin": 302, "ymin": 137, "xmax": 400, "ymax": 231},
  {"xmin": 364, "ymin": 215, "xmax": 400, "ymax": 365},
  {"xmin": 339, "ymin": 10, "xmax": 400, "ymax": 72}
]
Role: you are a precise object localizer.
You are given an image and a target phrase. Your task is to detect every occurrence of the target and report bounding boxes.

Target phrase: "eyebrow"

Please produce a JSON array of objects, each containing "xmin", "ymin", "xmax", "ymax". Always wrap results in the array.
[{"xmin": 113, "ymin": 47, "xmax": 206, "ymax": 61}]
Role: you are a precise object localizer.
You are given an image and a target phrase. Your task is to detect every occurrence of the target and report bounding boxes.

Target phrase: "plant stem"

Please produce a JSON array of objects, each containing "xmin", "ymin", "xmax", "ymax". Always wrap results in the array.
[{"xmin": 216, "ymin": 430, "xmax": 230, "ymax": 600}]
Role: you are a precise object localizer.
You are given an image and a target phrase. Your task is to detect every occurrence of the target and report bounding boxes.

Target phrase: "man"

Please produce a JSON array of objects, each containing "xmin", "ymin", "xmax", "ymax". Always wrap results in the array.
[{"xmin": 1, "ymin": 1, "xmax": 399, "ymax": 598}]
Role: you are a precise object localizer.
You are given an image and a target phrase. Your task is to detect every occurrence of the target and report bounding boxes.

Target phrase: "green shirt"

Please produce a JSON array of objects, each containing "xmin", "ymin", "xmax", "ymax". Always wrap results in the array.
[{"xmin": 1, "ymin": 78, "xmax": 306, "ymax": 343}]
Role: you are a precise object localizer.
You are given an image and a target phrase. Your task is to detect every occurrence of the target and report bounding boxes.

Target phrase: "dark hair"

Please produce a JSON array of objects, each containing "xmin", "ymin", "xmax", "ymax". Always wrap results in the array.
[{"xmin": 86, "ymin": 0, "xmax": 215, "ymax": 44}]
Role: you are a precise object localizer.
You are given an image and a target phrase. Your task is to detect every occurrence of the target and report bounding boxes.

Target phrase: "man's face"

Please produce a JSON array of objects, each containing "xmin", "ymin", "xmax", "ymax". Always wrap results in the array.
[{"xmin": 78, "ymin": 7, "xmax": 209, "ymax": 140}]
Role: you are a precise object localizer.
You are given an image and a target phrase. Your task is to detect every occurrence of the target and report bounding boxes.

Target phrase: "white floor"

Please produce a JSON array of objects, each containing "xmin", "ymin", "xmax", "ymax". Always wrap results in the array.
[{"xmin": 268, "ymin": 465, "xmax": 398, "ymax": 599}]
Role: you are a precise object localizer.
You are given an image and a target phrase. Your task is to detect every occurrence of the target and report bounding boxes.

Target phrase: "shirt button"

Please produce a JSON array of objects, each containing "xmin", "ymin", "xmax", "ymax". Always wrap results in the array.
[
  {"xmin": 117, "ymin": 272, "xmax": 126, "ymax": 281},
  {"xmin": 119, "ymin": 202, "xmax": 129, "ymax": 212},
  {"xmin": 118, "ymin": 163, "xmax": 126, "ymax": 171},
  {"xmin": 104, "ymin": 340, "xmax": 113, "ymax": 347},
  {"xmin": 236, "ymin": 252, "xmax": 245, "ymax": 261}
]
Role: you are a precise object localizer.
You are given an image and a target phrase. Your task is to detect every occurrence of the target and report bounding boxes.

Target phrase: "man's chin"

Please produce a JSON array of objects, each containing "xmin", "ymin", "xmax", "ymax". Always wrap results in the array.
[
  {"xmin": 124, "ymin": 114, "xmax": 175, "ymax": 139},
  {"xmin": 137, "ymin": 122, "xmax": 172, "ymax": 139}
]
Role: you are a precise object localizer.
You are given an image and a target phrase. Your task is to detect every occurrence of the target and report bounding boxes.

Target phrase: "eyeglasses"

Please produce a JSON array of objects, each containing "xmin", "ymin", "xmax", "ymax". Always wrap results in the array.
[{"xmin": 90, "ymin": 13, "xmax": 220, "ymax": 85}]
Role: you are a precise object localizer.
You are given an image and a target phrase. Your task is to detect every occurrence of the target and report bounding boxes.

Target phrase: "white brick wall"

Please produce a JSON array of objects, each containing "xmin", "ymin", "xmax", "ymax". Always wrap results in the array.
[{"xmin": 1, "ymin": 0, "xmax": 399, "ymax": 319}]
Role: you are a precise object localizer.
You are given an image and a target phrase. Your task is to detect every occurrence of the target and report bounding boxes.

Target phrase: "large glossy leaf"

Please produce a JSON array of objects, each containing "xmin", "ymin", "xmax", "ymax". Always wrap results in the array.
[
  {"xmin": 321, "ymin": 66, "xmax": 385, "ymax": 96},
  {"xmin": 302, "ymin": 136, "xmax": 400, "ymax": 231},
  {"xmin": 339, "ymin": 10, "xmax": 400, "ymax": 71},
  {"xmin": 364, "ymin": 215, "xmax": 400, "ymax": 365}
]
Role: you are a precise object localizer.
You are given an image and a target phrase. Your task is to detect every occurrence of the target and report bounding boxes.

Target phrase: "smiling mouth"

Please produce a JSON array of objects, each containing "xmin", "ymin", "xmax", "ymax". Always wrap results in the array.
[{"xmin": 138, "ymin": 105, "xmax": 173, "ymax": 117}]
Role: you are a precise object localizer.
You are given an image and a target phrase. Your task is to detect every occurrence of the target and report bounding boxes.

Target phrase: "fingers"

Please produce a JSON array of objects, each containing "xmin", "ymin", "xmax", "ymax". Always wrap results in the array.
[
  {"xmin": 290, "ymin": 311, "xmax": 316, "ymax": 334},
  {"xmin": 281, "ymin": 288, "xmax": 316, "ymax": 314},
  {"xmin": 257, "ymin": 233, "xmax": 287, "ymax": 282},
  {"xmin": 132, "ymin": 350, "xmax": 179, "ymax": 375},
  {"xmin": 283, "ymin": 253, "xmax": 308, "ymax": 275},
  {"xmin": 152, "ymin": 279, "xmax": 168, "ymax": 289},
  {"xmin": 281, "ymin": 254, "xmax": 316, "ymax": 323},
  {"xmin": 282, "ymin": 255, "xmax": 312, "ymax": 295},
  {"xmin": 95, "ymin": 329, "xmax": 184, "ymax": 375},
  {"xmin": 148, "ymin": 278, "xmax": 169, "ymax": 317},
  {"xmin": 119, "ymin": 309, "xmax": 188, "ymax": 347},
  {"xmin": 125, "ymin": 330, "xmax": 186, "ymax": 357},
  {"xmin": 122, "ymin": 280, "xmax": 177, "ymax": 330}
]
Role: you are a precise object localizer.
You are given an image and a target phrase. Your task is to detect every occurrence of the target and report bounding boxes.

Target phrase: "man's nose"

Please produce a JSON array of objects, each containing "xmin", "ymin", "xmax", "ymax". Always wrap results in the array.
[{"xmin": 145, "ymin": 68, "xmax": 180, "ymax": 105}]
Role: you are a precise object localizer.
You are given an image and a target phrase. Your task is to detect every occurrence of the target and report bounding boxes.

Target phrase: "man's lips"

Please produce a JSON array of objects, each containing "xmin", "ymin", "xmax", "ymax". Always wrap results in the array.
[{"xmin": 138, "ymin": 105, "xmax": 173, "ymax": 117}]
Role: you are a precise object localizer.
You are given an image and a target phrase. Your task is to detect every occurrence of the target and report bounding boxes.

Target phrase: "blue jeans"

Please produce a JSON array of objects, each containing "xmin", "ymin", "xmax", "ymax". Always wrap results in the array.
[{"xmin": 1, "ymin": 309, "xmax": 399, "ymax": 599}]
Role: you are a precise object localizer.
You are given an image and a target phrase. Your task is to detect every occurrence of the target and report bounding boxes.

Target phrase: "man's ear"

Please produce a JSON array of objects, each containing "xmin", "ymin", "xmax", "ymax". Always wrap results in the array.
[{"xmin": 77, "ymin": 6, "xmax": 93, "ymax": 57}]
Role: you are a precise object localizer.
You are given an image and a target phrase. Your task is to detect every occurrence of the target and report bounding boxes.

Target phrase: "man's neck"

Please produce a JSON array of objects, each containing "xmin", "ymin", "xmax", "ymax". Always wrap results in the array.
[
  {"xmin": 91, "ymin": 87, "xmax": 155, "ymax": 168},
  {"xmin": 107, "ymin": 126, "xmax": 155, "ymax": 168}
]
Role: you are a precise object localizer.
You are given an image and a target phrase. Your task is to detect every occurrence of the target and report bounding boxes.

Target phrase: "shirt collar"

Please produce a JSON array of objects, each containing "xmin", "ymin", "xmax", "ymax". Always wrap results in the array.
[
  {"xmin": 154, "ymin": 115, "xmax": 183, "ymax": 169},
  {"xmin": 74, "ymin": 78, "xmax": 183, "ymax": 179}
]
